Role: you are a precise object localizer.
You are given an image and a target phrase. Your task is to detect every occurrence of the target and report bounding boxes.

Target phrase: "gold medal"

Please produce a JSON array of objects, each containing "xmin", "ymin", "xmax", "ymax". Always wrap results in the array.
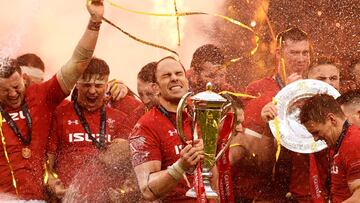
[{"xmin": 22, "ymin": 147, "xmax": 31, "ymax": 159}]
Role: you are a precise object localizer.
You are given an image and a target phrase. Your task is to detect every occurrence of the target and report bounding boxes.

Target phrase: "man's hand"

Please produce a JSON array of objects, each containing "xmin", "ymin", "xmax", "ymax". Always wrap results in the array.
[
  {"xmin": 179, "ymin": 139, "xmax": 204, "ymax": 171},
  {"xmin": 87, "ymin": 0, "xmax": 104, "ymax": 22},
  {"xmin": 287, "ymin": 72, "xmax": 302, "ymax": 84},
  {"xmin": 47, "ymin": 176, "xmax": 67, "ymax": 199},
  {"xmin": 106, "ymin": 79, "xmax": 129, "ymax": 102},
  {"xmin": 261, "ymin": 102, "xmax": 277, "ymax": 123}
]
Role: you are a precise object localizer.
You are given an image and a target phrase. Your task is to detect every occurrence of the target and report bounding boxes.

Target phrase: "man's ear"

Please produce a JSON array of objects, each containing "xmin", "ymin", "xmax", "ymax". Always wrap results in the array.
[
  {"xmin": 22, "ymin": 73, "xmax": 30, "ymax": 88},
  {"xmin": 327, "ymin": 113, "xmax": 338, "ymax": 125},
  {"xmin": 356, "ymin": 108, "xmax": 360, "ymax": 119},
  {"xmin": 151, "ymin": 82, "xmax": 160, "ymax": 96},
  {"xmin": 275, "ymin": 47, "xmax": 282, "ymax": 61}
]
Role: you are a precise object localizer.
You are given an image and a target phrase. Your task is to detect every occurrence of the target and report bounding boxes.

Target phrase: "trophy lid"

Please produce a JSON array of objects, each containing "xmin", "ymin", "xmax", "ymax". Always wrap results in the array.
[{"xmin": 191, "ymin": 82, "xmax": 227, "ymax": 103}]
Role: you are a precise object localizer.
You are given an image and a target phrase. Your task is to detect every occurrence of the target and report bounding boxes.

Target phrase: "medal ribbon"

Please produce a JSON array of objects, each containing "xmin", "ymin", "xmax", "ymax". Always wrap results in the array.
[
  {"xmin": 309, "ymin": 154, "xmax": 325, "ymax": 203},
  {"xmin": 194, "ymin": 161, "xmax": 207, "ymax": 203},
  {"xmin": 73, "ymin": 102, "xmax": 107, "ymax": 149},
  {"xmin": 0, "ymin": 112, "xmax": 19, "ymax": 196},
  {"xmin": 0, "ymin": 103, "xmax": 32, "ymax": 146},
  {"xmin": 327, "ymin": 120, "xmax": 350, "ymax": 201},
  {"xmin": 217, "ymin": 112, "xmax": 235, "ymax": 203}
]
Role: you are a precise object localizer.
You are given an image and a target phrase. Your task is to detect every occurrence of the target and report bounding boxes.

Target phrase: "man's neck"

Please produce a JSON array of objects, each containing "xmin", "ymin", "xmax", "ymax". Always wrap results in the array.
[
  {"xmin": 76, "ymin": 101, "xmax": 103, "ymax": 113},
  {"xmin": 159, "ymin": 97, "xmax": 178, "ymax": 113}
]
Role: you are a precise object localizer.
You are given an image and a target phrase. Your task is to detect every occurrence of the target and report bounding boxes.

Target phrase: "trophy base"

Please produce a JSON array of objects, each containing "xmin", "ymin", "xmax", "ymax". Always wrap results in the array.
[{"xmin": 185, "ymin": 185, "xmax": 218, "ymax": 199}]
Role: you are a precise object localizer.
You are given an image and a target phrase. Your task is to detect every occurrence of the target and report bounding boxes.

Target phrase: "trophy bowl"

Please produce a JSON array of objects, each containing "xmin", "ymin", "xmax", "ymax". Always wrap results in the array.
[{"xmin": 268, "ymin": 79, "xmax": 340, "ymax": 153}]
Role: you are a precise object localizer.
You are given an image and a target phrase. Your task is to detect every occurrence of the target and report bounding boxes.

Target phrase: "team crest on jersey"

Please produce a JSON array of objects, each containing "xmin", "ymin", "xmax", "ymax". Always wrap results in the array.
[
  {"xmin": 67, "ymin": 120, "xmax": 79, "ymax": 125},
  {"xmin": 107, "ymin": 118, "xmax": 115, "ymax": 129},
  {"xmin": 168, "ymin": 129, "xmax": 177, "ymax": 137},
  {"xmin": 331, "ymin": 165, "xmax": 339, "ymax": 174}
]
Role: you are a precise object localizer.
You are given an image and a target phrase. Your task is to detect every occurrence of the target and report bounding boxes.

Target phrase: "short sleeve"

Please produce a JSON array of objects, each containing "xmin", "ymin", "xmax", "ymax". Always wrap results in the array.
[{"xmin": 128, "ymin": 123, "xmax": 161, "ymax": 167}]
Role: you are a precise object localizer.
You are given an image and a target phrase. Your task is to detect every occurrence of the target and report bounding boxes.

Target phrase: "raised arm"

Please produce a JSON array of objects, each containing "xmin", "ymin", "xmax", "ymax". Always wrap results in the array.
[{"xmin": 56, "ymin": 0, "xmax": 104, "ymax": 95}]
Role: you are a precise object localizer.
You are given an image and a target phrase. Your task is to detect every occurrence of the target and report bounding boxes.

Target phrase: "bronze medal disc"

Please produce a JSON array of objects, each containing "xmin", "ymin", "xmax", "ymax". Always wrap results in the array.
[{"xmin": 22, "ymin": 147, "xmax": 31, "ymax": 159}]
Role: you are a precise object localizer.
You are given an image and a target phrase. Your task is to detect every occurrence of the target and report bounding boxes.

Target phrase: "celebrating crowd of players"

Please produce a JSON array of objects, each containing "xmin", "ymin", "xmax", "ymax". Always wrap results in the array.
[{"xmin": 0, "ymin": 1, "xmax": 359, "ymax": 203}]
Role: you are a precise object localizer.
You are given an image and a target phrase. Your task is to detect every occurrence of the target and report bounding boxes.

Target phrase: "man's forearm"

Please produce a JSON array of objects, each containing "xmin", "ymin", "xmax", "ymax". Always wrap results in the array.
[
  {"xmin": 56, "ymin": 20, "xmax": 100, "ymax": 94},
  {"xmin": 144, "ymin": 170, "xmax": 180, "ymax": 201}
]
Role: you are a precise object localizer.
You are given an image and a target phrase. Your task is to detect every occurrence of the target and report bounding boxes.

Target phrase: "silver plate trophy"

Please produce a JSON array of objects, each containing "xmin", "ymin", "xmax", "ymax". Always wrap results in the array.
[
  {"xmin": 176, "ymin": 82, "xmax": 234, "ymax": 199},
  {"xmin": 268, "ymin": 79, "xmax": 340, "ymax": 153}
]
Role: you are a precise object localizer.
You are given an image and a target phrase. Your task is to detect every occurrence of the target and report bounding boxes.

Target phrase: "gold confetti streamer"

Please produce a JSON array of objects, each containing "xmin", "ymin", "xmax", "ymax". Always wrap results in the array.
[
  {"xmin": 219, "ymin": 91, "xmax": 258, "ymax": 99},
  {"xmin": 0, "ymin": 113, "xmax": 19, "ymax": 196},
  {"xmin": 102, "ymin": 17, "xmax": 179, "ymax": 56},
  {"xmin": 173, "ymin": 0, "xmax": 181, "ymax": 46},
  {"xmin": 106, "ymin": 0, "xmax": 260, "ymax": 54},
  {"xmin": 281, "ymin": 57, "xmax": 288, "ymax": 85},
  {"xmin": 272, "ymin": 98, "xmax": 281, "ymax": 178}
]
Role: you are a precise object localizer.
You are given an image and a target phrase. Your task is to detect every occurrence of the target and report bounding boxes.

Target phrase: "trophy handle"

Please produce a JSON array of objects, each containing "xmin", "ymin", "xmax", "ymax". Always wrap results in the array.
[
  {"xmin": 215, "ymin": 111, "xmax": 235, "ymax": 162},
  {"xmin": 176, "ymin": 92, "xmax": 193, "ymax": 145}
]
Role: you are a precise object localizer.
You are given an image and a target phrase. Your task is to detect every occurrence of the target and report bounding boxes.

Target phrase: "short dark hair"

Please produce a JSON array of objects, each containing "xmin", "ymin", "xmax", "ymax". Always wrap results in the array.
[
  {"xmin": 309, "ymin": 55, "xmax": 341, "ymax": 73},
  {"xmin": 336, "ymin": 90, "xmax": 360, "ymax": 106},
  {"xmin": 276, "ymin": 27, "xmax": 309, "ymax": 48},
  {"xmin": 154, "ymin": 56, "xmax": 185, "ymax": 82},
  {"xmin": 190, "ymin": 44, "xmax": 224, "ymax": 74},
  {"xmin": 81, "ymin": 57, "xmax": 110, "ymax": 81},
  {"xmin": 16, "ymin": 53, "xmax": 45, "ymax": 71},
  {"xmin": 299, "ymin": 94, "xmax": 345, "ymax": 124},
  {"xmin": 137, "ymin": 62, "xmax": 156, "ymax": 83},
  {"xmin": 0, "ymin": 58, "xmax": 22, "ymax": 78}
]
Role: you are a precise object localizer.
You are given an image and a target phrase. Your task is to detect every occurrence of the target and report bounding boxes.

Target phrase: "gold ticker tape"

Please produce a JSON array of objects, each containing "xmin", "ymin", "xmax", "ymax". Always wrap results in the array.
[
  {"xmin": 0, "ymin": 113, "xmax": 19, "ymax": 196},
  {"xmin": 102, "ymin": 17, "xmax": 179, "ymax": 56},
  {"xmin": 280, "ymin": 57, "xmax": 287, "ymax": 85},
  {"xmin": 173, "ymin": 0, "xmax": 181, "ymax": 46},
  {"xmin": 218, "ymin": 91, "xmax": 258, "ymax": 99},
  {"xmin": 106, "ymin": 0, "xmax": 259, "ymax": 55},
  {"xmin": 272, "ymin": 97, "xmax": 281, "ymax": 178}
]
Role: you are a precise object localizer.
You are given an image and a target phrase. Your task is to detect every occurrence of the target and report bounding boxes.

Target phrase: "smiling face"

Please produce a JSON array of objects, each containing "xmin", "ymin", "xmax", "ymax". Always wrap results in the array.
[
  {"xmin": 155, "ymin": 58, "xmax": 189, "ymax": 104},
  {"xmin": 0, "ymin": 71, "xmax": 26, "ymax": 110},
  {"xmin": 76, "ymin": 74, "xmax": 108, "ymax": 112}
]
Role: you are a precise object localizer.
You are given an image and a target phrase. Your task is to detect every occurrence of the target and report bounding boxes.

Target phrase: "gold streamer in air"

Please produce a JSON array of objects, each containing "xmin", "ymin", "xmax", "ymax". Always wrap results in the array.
[
  {"xmin": 272, "ymin": 98, "xmax": 281, "ymax": 178},
  {"xmin": 106, "ymin": 0, "xmax": 259, "ymax": 55},
  {"xmin": 0, "ymin": 113, "xmax": 19, "ymax": 196},
  {"xmin": 280, "ymin": 57, "xmax": 288, "ymax": 85},
  {"xmin": 173, "ymin": 0, "xmax": 181, "ymax": 46},
  {"xmin": 218, "ymin": 91, "xmax": 258, "ymax": 99},
  {"xmin": 102, "ymin": 17, "xmax": 179, "ymax": 56}
]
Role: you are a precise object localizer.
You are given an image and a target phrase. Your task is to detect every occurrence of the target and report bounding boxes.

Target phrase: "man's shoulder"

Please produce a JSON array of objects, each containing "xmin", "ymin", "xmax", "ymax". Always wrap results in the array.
[
  {"xmin": 136, "ymin": 107, "xmax": 160, "ymax": 124},
  {"xmin": 246, "ymin": 76, "xmax": 275, "ymax": 89},
  {"xmin": 345, "ymin": 125, "xmax": 360, "ymax": 144},
  {"xmin": 55, "ymin": 100, "xmax": 73, "ymax": 112}
]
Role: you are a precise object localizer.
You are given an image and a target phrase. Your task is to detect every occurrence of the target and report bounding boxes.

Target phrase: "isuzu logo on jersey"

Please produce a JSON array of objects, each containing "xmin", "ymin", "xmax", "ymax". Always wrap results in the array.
[
  {"xmin": 331, "ymin": 165, "xmax": 339, "ymax": 174},
  {"xmin": 68, "ymin": 133, "xmax": 112, "ymax": 142},
  {"xmin": 67, "ymin": 120, "xmax": 79, "ymax": 125},
  {"xmin": 2, "ymin": 110, "xmax": 26, "ymax": 122}
]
